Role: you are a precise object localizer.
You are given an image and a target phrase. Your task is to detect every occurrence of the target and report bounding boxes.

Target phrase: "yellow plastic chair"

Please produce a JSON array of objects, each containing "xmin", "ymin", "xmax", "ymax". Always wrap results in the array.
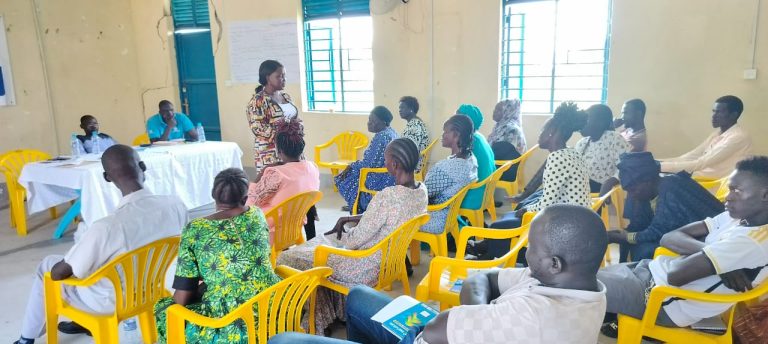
[
  {"xmin": 415, "ymin": 139, "xmax": 439, "ymax": 182},
  {"xmin": 458, "ymin": 161, "xmax": 514, "ymax": 226},
  {"xmin": 315, "ymin": 131, "xmax": 369, "ymax": 191},
  {"xmin": 414, "ymin": 222, "xmax": 530, "ymax": 310},
  {"xmin": 350, "ymin": 167, "xmax": 389, "ymax": 215},
  {"xmin": 132, "ymin": 133, "xmax": 150, "ymax": 146},
  {"xmin": 410, "ymin": 183, "xmax": 473, "ymax": 265},
  {"xmin": 43, "ymin": 236, "xmax": 180, "ymax": 344},
  {"xmin": 617, "ymin": 248, "xmax": 768, "ymax": 344},
  {"xmin": 696, "ymin": 176, "xmax": 730, "ymax": 203},
  {"xmin": 0, "ymin": 149, "xmax": 59, "ymax": 236},
  {"xmin": 166, "ymin": 266, "xmax": 332, "ymax": 344},
  {"xmin": 495, "ymin": 144, "xmax": 539, "ymax": 198},
  {"xmin": 266, "ymin": 190, "xmax": 324, "ymax": 266},
  {"xmin": 314, "ymin": 213, "xmax": 430, "ymax": 296}
]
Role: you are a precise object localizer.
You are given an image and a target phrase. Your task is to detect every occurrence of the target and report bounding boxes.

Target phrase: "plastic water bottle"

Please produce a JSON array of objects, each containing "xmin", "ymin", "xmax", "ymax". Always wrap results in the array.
[
  {"xmin": 120, "ymin": 317, "xmax": 141, "ymax": 344},
  {"xmin": 196, "ymin": 122, "xmax": 206, "ymax": 142},
  {"xmin": 91, "ymin": 131, "xmax": 101, "ymax": 154},
  {"xmin": 70, "ymin": 133, "xmax": 83, "ymax": 157}
]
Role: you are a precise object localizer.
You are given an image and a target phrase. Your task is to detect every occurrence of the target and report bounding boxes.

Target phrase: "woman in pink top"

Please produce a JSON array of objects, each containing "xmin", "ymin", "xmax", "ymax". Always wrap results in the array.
[{"xmin": 247, "ymin": 120, "xmax": 320, "ymax": 243}]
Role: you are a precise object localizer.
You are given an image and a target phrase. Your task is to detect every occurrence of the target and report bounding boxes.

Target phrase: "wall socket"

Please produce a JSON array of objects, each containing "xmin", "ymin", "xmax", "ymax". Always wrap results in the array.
[{"xmin": 743, "ymin": 69, "xmax": 758, "ymax": 79}]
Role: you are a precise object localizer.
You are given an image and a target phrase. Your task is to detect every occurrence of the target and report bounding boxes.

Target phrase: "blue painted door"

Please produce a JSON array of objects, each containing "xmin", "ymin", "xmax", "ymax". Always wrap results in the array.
[{"xmin": 174, "ymin": 30, "xmax": 221, "ymax": 141}]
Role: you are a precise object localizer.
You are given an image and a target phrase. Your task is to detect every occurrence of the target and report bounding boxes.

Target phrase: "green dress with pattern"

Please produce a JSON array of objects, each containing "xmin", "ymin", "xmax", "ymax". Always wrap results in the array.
[{"xmin": 154, "ymin": 207, "xmax": 281, "ymax": 343}]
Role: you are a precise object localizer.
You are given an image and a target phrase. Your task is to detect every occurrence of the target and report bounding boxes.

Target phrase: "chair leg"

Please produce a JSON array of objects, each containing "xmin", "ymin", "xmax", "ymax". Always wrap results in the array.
[
  {"xmin": 401, "ymin": 269, "xmax": 411, "ymax": 296},
  {"xmin": 410, "ymin": 242, "xmax": 421, "ymax": 266},
  {"xmin": 438, "ymin": 235, "xmax": 448, "ymax": 257},
  {"xmin": 138, "ymin": 311, "xmax": 157, "ymax": 344},
  {"xmin": 91, "ymin": 321, "xmax": 119, "ymax": 344},
  {"xmin": 616, "ymin": 316, "xmax": 642, "ymax": 344},
  {"xmin": 53, "ymin": 197, "xmax": 81, "ymax": 239},
  {"xmin": 330, "ymin": 168, "xmax": 339, "ymax": 192},
  {"xmin": 11, "ymin": 193, "xmax": 27, "ymax": 236},
  {"xmin": 487, "ymin": 204, "xmax": 497, "ymax": 222},
  {"xmin": 614, "ymin": 192, "xmax": 625, "ymax": 229}
]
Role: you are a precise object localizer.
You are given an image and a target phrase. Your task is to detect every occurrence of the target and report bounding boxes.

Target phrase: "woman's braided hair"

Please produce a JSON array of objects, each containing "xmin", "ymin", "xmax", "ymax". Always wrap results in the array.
[
  {"xmin": 275, "ymin": 120, "xmax": 305, "ymax": 159},
  {"xmin": 212, "ymin": 168, "xmax": 249, "ymax": 207},
  {"xmin": 445, "ymin": 114, "xmax": 474, "ymax": 157},
  {"xmin": 550, "ymin": 101, "xmax": 588, "ymax": 142},
  {"xmin": 387, "ymin": 138, "xmax": 420, "ymax": 173}
]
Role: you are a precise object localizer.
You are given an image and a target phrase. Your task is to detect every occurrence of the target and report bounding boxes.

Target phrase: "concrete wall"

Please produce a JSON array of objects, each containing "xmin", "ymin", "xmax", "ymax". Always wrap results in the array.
[{"xmin": 1, "ymin": 0, "xmax": 766, "ymax": 181}]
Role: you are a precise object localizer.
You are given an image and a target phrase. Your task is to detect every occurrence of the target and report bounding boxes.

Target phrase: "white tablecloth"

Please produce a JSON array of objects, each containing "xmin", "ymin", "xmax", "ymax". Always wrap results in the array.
[{"xmin": 18, "ymin": 141, "xmax": 243, "ymax": 226}]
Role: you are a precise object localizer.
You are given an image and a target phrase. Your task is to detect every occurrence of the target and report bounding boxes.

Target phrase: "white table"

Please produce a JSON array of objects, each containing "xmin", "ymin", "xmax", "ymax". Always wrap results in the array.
[{"xmin": 19, "ymin": 141, "xmax": 243, "ymax": 237}]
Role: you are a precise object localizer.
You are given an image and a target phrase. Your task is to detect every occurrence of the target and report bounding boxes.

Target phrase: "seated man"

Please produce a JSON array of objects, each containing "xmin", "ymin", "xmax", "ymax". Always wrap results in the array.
[
  {"xmin": 14, "ymin": 145, "xmax": 188, "ymax": 344},
  {"xmin": 606, "ymin": 152, "xmax": 723, "ymax": 261},
  {"xmin": 659, "ymin": 95, "xmax": 751, "ymax": 179},
  {"xmin": 599, "ymin": 156, "xmax": 768, "ymax": 337},
  {"xmin": 146, "ymin": 99, "xmax": 198, "ymax": 142},
  {"xmin": 76, "ymin": 115, "xmax": 117, "ymax": 154},
  {"xmin": 614, "ymin": 98, "xmax": 647, "ymax": 152},
  {"xmin": 269, "ymin": 204, "xmax": 609, "ymax": 344}
]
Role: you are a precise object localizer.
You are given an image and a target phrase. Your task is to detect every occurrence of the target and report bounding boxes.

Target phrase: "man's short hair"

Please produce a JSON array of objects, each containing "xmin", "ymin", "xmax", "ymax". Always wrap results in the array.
[
  {"xmin": 540, "ymin": 205, "xmax": 608, "ymax": 273},
  {"xmin": 80, "ymin": 115, "xmax": 96, "ymax": 125},
  {"xmin": 736, "ymin": 156, "xmax": 768, "ymax": 186},
  {"xmin": 399, "ymin": 96, "xmax": 419, "ymax": 114},
  {"xmin": 625, "ymin": 98, "xmax": 646, "ymax": 117},
  {"xmin": 158, "ymin": 100, "xmax": 173, "ymax": 109},
  {"xmin": 716, "ymin": 95, "xmax": 744, "ymax": 117}
]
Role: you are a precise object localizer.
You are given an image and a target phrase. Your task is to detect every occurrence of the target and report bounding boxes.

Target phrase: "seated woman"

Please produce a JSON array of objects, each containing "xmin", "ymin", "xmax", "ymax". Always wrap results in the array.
[
  {"xmin": 398, "ymin": 96, "xmax": 431, "ymax": 171},
  {"xmin": 154, "ymin": 168, "xmax": 280, "ymax": 343},
  {"xmin": 277, "ymin": 138, "xmax": 428, "ymax": 335},
  {"xmin": 76, "ymin": 115, "xmax": 117, "ymax": 154},
  {"xmin": 574, "ymin": 104, "xmax": 630, "ymax": 193},
  {"xmin": 335, "ymin": 106, "xmax": 398, "ymax": 213},
  {"xmin": 455, "ymin": 104, "xmax": 495, "ymax": 224},
  {"xmin": 246, "ymin": 120, "xmax": 320, "ymax": 241},
  {"xmin": 488, "ymin": 99, "xmax": 527, "ymax": 182},
  {"xmin": 421, "ymin": 115, "xmax": 478, "ymax": 234},
  {"xmin": 478, "ymin": 102, "xmax": 592, "ymax": 260}
]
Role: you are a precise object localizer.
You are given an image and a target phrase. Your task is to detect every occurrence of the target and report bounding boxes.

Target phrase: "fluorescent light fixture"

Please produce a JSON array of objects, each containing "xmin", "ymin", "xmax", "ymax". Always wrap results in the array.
[{"xmin": 174, "ymin": 28, "xmax": 211, "ymax": 34}]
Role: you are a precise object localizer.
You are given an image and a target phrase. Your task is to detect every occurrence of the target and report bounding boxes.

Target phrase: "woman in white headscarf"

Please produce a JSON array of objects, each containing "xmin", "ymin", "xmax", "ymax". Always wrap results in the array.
[{"xmin": 488, "ymin": 99, "xmax": 527, "ymax": 181}]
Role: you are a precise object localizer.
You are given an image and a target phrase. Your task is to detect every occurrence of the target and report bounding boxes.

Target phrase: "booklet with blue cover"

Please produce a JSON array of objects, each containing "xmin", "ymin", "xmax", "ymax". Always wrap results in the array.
[{"xmin": 371, "ymin": 295, "xmax": 439, "ymax": 339}]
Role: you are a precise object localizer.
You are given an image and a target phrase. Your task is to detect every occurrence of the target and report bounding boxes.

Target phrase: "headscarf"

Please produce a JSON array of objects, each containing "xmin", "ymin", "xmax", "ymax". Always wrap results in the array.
[
  {"xmin": 487, "ymin": 99, "xmax": 527, "ymax": 154},
  {"xmin": 457, "ymin": 104, "xmax": 484, "ymax": 131},
  {"xmin": 617, "ymin": 152, "xmax": 661, "ymax": 190}
]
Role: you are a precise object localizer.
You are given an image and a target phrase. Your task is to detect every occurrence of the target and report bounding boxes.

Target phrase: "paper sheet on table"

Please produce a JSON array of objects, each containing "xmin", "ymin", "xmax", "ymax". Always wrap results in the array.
[{"xmin": 371, "ymin": 295, "xmax": 422, "ymax": 323}]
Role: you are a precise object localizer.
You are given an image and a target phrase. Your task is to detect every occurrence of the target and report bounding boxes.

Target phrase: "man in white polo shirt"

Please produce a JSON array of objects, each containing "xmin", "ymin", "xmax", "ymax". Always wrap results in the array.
[
  {"xmin": 269, "ymin": 204, "xmax": 609, "ymax": 344},
  {"xmin": 599, "ymin": 156, "xmax": 768, "ymax": 336},
  {"xmin": 14, "ymin": 145, "xmax": 188, "ymax": 344}
]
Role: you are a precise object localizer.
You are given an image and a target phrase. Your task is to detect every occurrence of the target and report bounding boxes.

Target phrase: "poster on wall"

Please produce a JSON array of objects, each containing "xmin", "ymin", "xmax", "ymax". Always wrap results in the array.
[
  {"xmin": 0, "ymin": 16, "xmax": 15, "ymax": 106},
  {"xmin": 228, "ymin": 19, "xmax": 301, "ymax": 85}
]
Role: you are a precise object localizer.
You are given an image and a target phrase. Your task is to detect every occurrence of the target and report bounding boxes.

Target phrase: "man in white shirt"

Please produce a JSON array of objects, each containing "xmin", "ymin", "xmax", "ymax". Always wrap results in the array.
[
  {"xmin": 659, "ymin": 95, "xmax": 752, "ymax": 179},
  {"xmin": 598, "ymin": 156, "xmax": 768, "ymax": 337},
  {"xmin": 268, "ymin": 204, "xmax": 609, "ymax": 344},
  {"xmin": 14, "ymin": 145, "xmax": 188, "ymax": 344}
]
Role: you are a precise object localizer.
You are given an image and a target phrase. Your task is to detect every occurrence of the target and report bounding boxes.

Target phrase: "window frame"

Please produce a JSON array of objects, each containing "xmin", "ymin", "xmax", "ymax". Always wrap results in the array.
[{"xmin": 500, "ymin": 0, "xmax": 613, "ymax": 114}]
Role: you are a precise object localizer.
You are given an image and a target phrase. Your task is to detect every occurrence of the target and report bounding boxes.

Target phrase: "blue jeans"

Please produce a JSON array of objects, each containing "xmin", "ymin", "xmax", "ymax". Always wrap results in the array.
[{"xmin": 267, "ymin": 286, "xmax": 422, "ymax": 344}]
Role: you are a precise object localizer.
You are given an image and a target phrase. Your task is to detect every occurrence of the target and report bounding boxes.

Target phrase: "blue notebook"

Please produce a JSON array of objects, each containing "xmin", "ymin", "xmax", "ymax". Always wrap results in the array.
[{"xmin": 371, "ymin": 295, "xmax": 439, "ymax": 340}]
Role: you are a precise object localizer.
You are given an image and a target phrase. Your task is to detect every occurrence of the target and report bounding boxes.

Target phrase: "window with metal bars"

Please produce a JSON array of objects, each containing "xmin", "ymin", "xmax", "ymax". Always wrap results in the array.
[
  {"xmin": 500, "ymin": 0, "xmax": 612, "ymax": 114},
  {"xmin": 303, "ymin": 0, "xmax": 374, "ymax": 113}
]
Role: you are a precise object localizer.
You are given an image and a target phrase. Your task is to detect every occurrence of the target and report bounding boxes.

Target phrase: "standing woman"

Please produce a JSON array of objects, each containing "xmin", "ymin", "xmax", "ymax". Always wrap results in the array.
[
  {"xmin": 398, "ymin": 96, "xmax": 431, "ymax": 170},
  {"xmin": 488, "ymin": 99, "xmax": 527, "ymax": 182},
  {"xmin": 246, "ymin": 60, "xmax": 300, "ymax": 172}
]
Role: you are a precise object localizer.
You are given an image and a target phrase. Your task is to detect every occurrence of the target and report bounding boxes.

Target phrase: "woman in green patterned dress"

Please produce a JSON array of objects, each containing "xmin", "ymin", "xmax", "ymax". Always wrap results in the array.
[{"xmin": 154, "ymin": 168, "xmax": 281, "ymax": 343}]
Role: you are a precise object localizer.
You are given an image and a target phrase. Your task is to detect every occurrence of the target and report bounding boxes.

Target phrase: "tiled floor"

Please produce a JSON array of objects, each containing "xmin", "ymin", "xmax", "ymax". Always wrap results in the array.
[{"xmin": 0, "ymin": 186, "xmax": 619, "ymax": 343}]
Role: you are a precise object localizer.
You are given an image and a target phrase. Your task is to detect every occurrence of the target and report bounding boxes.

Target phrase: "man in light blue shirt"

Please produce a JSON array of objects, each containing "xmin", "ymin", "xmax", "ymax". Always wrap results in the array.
[
  {"xmin": 146, "ymin": 100, "xmax": 198, "ymax": 142},
  {"xmin": 76, "ymin": 115, "xmax": 117, "ymax": 154}
]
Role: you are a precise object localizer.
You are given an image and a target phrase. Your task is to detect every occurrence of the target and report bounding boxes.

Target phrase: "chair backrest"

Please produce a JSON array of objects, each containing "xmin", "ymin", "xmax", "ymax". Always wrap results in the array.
[
  {"xmin": 513, "ymin": 144, "xmax": 539, "ymax": 182},
  {"xmin": 479, "ymin": 161, "xmax": 513, "ymax": 209},
  {"xmin": 416, "ymin": 139, "xmax": 439, "ymax": 181},
  {"xmin": 132, "ymin": 133, "xmax": 150, "ymax": 146},
  {"xmin": 333, "ymin": 131, "xmax": 369, "ymax": 161},
  {"xmin": 0, "ymin": 149, "xmax": 52, "ymax": 192},
  {"xmin": 351, "ymin": 167, "xmax": 389, "ymax": 215},
  {"xmin": 79, "ymin": 236, "xmax": 180, "ymax": 319},
  {"xmin": 166, "ymin": 266, "xmax": 332, "ymax": 344},
  {"xmin": 375, "ymin": 214, "xmax": 430, "ymax": 289},
  {"xmin": 591, "ymin": 187, "xmax": 615, "ymax": 213},
  {"xmin": 266, "ymin": 191, "xmax": 324, "ymax": 263},
  {"xmin": 426, "ymin": 182, "xmax": 473, "ymax": 239},
  {"xmin": 713, "ymin": 179, "xmax": 729, "ymax": 202}
]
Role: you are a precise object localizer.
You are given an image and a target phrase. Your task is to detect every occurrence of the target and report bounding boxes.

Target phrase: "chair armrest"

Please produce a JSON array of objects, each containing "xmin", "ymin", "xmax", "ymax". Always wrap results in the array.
[
  {"xmin": 455, "ymin": 226, "xmax": 526, "ymax": 258},
  {"xmin": 314, "ymin": 139, "xmax": 337, "ymax": 164},
  {"xmin": 653, "ymin": 247, "xmax": 678, "ymax": 259},
  {"xmin": 275, "ymin": 265, "xmax": 302, "ymax": 278},
  {"xmin": 314, "ymin": 243, "xmax": 381, "ymax": 267},
  {"xmin": 167, "ymin": 304, "xmax": 244, "ymax": 329},
  {"xmin": 427, "ymin": 256, "xmax": 512, "ymax": 292}
]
